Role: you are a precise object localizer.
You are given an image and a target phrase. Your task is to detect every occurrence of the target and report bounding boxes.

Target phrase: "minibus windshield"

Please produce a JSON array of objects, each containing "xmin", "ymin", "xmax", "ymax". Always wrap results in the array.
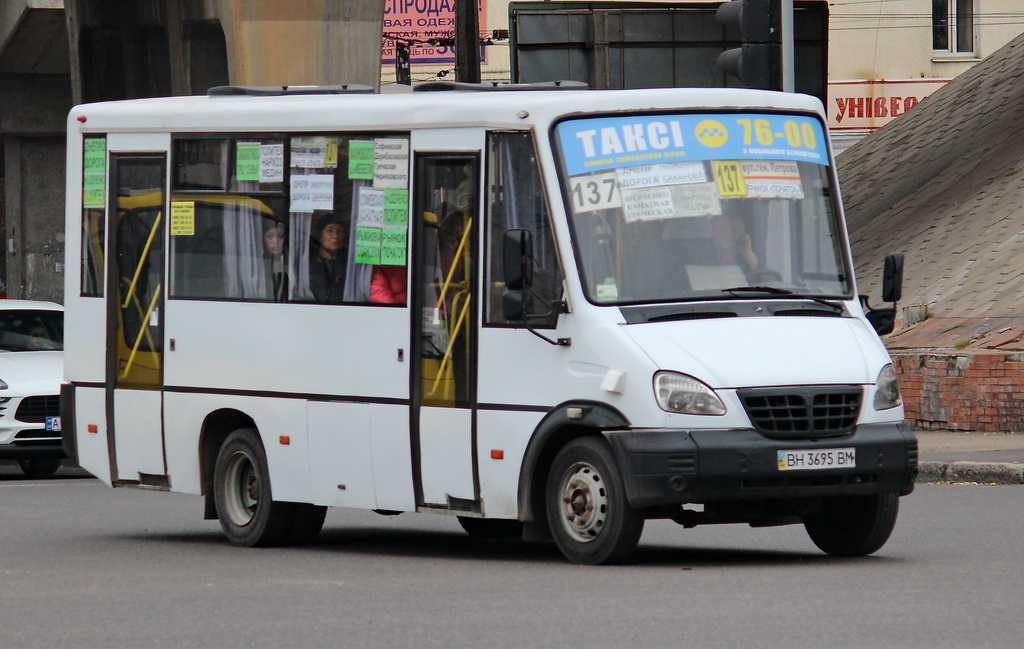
[{"xmin": 554, "ymin": 112, "xmax": 852, "ymax": 305}]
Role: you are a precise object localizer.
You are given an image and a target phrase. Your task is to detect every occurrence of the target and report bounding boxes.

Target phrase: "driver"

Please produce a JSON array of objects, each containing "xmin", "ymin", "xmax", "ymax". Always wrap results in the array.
[{"xmin": 711, "ymin": 211, "xmax": 759, "ymax": 272}]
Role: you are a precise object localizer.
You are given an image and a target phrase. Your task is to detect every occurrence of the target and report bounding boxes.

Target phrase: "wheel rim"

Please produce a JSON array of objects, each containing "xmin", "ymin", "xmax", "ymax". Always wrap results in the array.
[
  {"xmin": 556, "ymin": 461, "xmax": 608, "ymax": 543},
  {"xmin": 223, "ymin": 449, "xmax": 259, "ymax": 527}
]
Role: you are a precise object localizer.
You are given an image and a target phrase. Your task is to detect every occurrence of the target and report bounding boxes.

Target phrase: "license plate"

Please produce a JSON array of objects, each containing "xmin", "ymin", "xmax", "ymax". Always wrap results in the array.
[
  {"xmin": 45, "ymin": 416, "xmax": 62, "ymax": 432},
  {"xmin": 777, "ymin": 448, "xmax": 855, "ymax": 471}
]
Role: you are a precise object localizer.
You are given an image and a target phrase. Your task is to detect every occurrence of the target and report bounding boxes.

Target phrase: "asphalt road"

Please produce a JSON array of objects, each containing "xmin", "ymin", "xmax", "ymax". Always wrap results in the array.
[{"xmin": 1, "ymin": 468, "xmax": 1021, "ymax": 649}]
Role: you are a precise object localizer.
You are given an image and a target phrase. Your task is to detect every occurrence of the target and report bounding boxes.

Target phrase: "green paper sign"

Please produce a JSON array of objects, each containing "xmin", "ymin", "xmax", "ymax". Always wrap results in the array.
[
  {"xmin": 380, "ymin": 228, "xmax": 408, "ymax": 266},
  {"xmin": 348, "ymin": 141, "xmax": 375, "ymax": 179},
  {"xmin": 383, "ymin": 189, "xmax": 409, "ymax": 226},
  {"xmin": 236, "ymin": 142, "xmax": 260, "ymax": 182},
  {"xmin": 83, "ymin": 138, "xmax": 106, "ymax": 207},
  {"xmin": 355, "ymin": 226, "xmax": 382, "ymax": 264}
]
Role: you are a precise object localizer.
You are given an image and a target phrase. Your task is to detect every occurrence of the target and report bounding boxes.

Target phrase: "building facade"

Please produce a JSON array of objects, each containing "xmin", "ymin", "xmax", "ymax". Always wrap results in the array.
[
  {"xmin": 0, "ymin": 0, "xmax": 385, "ymax": 301},
  {"xmin": 2, "ymin": 0, "xmax": 1022, "ymax": 300}
]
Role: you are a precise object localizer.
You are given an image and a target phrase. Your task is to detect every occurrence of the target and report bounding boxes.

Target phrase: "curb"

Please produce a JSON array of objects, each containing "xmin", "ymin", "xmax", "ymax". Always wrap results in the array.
[{"xmin": 917, "ymin": 461, "xmax": 1024, "ymax": 485}]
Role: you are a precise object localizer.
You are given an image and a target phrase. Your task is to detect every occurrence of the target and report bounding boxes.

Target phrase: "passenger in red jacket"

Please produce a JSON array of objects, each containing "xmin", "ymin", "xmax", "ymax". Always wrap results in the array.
[{"xmin": 370, "ymin": 265, "xmax": 407, "ymax": 304}]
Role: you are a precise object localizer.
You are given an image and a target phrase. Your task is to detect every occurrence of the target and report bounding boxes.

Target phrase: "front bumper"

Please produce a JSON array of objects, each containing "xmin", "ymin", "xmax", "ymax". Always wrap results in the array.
[{"xmin": 605, "ymin": 422, "xmax": 917, "ymax": 508}]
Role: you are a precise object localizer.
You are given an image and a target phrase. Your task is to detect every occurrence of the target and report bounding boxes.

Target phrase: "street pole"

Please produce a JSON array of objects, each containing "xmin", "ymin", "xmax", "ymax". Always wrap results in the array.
[
  {"xmin": 781, "ymin": 0, "xmax": 794, "ymax": 92},
  {"xmin": 455, "ymin": 0, "xmax": 481, "ymax": 82}
]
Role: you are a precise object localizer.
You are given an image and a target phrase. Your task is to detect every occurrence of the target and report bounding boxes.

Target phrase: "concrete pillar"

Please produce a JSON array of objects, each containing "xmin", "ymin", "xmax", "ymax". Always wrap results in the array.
[
  {"xmin": 0, "ymin": 73, "xmax": 73, "ymax": 302},
  {"xmin": 213, "ymin": 0, "xmax": 385, "ymax": 88}
]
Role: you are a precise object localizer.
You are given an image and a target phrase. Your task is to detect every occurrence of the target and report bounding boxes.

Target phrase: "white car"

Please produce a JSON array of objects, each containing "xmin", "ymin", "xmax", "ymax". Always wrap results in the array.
[{"xmin": 0, "ymin": 300, "xmax": 64, "ymax": 476}]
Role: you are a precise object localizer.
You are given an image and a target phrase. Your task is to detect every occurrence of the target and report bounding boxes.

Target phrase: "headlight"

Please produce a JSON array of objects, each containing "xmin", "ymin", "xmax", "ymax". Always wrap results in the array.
[
  {"xmin": 0, "ymin": 378, "xmax": 7, "ymax": 390},
  {"xmin": 654, "ymin": 371, "xmax": 726, "ymax": 415},
  {"xmin": 872, "ymin": 364, "xmax": 902, "ymax": 410}
]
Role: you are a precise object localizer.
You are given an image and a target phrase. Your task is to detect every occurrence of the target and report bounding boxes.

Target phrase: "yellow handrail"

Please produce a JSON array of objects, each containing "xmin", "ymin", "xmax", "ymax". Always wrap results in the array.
[
  {"xmin": 435, "ymin": 216, "xmax": 472, "ymax": 310},
  {"xmin": 121, "ymin": 284, "xmax": 161, "ymax": 379},
  {"xmin": 124, "ymin": 289, "xmax": 159, "ymax": 359},
  {"xmin": 429, "ymin": 292, "xmax": 470, "ymax": 397},
  {"xmin": 122, "ymin": 210, "xmax": 162, "ymax": 309}
]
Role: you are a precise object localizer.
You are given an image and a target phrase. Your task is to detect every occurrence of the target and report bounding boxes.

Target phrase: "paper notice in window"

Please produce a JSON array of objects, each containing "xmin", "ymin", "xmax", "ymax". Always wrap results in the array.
[
  {"xmin": 357, "ymin": 187, "xmax": 385, "ymax": 227},
  {"xmin": 383, "ymin": 189, "xmax": 409, "ymax": 226},
  {"xmin": 621, "ymin": 187, "xmax": 675, "ymax": 223},
  {"xmin": 292, "ymin": 136, "xmax": 330, "ymax": 169},
  {"xmin": 290, "ymin": 174, "xmax": 334, "ymax": 212},
  {"xmin": 236, "ymin": 142, "xmax": 260, "ymax": 181},
  {"xmin": 170, "ymin": 201, "xmax": 195, "ymax": 236},
  {"xmin": 348, "ymin": 141, "xmax": 375, "ymax": 179},
  {"xmin": 260, "ymin": 143, "xmax": 284, "ymax": 183},
  {"xmin": 374, "ymin": 138, "xmax": 409, "ymax": 189},
  {"xmin": 615, "ymin": 161, "xmax": 706, "ymax": 190},
  {"xmin": 83, "ymin": 138, "xmax": 106, "ymax": 208},
  {"xmin": 621, "ymin": 182, "xmax": 721, "ymax": 223},
  {"xmin": 380, "ymin": 227, "xmax": 408, "ymax": 265},
  {"xmin": 740, "ymin": 161, "xmax": 804, "ymax": 198},
  {"xmin": 355, "ymin": 226, "xmax": 382, "ymax": 264},
  {"xmin": 669, "ymin": 182, "xmax": 722, "ymax": 217}
]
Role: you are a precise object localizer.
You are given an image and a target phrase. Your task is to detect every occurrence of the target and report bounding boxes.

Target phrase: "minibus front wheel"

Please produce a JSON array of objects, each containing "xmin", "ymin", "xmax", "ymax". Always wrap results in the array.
[
  {"xmin": 213, "ymin": 428, "xmax": 326, "ymax": 547},
  {"xmin": 546, "ymin": 436, "xmax": 645, "ymax": 564},
  {"xmin": 803, "ymin": 492, "xmax": 899, "ymax": 557}
]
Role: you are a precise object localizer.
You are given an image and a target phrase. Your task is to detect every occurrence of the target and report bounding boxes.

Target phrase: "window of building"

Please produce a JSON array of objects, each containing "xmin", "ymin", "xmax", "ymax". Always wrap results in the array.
[{"xmin": 933, "ymin": 0, "xmax": 975, "ymax": 55}]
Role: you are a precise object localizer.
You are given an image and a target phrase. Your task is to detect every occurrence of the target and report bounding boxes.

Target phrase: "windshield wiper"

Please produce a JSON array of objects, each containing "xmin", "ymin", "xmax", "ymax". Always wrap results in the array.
[{"xmin": 720, "ymin": 286, "xmax": 845, "ymax": 311}]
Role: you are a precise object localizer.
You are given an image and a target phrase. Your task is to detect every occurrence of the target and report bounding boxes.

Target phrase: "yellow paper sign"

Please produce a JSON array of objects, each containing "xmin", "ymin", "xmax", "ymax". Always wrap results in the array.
[
  {"xmin": 171, "ymin": 201, "xmax": 196, "ymax": 236},
  {"xmin": 325, "ymin": 138, "xmax": 339, "ymax": 167},
  {"xmin": 712, "ymin": 161, "xmax": 747, "ymax": 197}
]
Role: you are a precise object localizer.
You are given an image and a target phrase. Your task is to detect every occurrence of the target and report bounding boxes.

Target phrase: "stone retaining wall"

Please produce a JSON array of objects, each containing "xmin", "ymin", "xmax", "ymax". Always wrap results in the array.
[{"xmin": 891, "ymin": 351, "xmax": 1024, "ymax": 431}]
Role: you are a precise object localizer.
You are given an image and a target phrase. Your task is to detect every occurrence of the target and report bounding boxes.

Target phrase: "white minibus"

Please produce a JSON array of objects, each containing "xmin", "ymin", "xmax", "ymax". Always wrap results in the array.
[{"xmin": 61, "ymin": 82, "xmax": 916, "ymax": 564}]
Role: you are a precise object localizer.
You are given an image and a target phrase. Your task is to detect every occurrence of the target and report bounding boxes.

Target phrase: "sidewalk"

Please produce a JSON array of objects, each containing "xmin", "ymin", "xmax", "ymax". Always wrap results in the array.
[{"xmin": 915, "ymin": 430, "xmax": 1024, "ymax": 484}]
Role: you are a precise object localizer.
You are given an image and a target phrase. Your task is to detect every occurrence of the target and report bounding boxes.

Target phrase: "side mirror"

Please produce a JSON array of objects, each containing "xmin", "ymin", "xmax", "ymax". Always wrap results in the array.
[
  {"xmin": 881, "ymin": 253, "xmax": 904, "ymax": 303},
  {"xmin": 865, "ymin": 307, "xmax": 896, "ymax": 336},
  {"xmin": 503, "ymin": 290, "xmax": 530, "ymax": 322},
  {"xmin": 503, "ymin": 228, "xmax": 533, "ymax": 290},
  {"xmin": 503, "ymin": 229, "xmax": 534, "ymax": 322}
]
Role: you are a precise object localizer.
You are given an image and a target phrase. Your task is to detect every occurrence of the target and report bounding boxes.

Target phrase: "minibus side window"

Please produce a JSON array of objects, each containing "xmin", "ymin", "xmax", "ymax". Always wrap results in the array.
[
  {"xmin": 288, "ymin": 135, "xmax": 410, "ymax": 305},
  {"xmin": 81, "ymin": 136, "xmax": 107, "ymax": 297},
  {"xmin": 484, "ymin": 131, "xmax": 562, "ymax": 327},
  {"xmin": 168, "ymin": 134, "xmax": 411, "ymax": 305},
  {"xmin": 170, "ymin": 137, "xmax": 289, "ymax": 301}
]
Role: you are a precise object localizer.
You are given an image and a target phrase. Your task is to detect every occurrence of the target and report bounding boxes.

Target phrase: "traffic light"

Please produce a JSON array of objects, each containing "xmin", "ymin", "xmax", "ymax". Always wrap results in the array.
[{"xmin": 716, "ymin": 0, "xmax": 783, "ymax": 90}]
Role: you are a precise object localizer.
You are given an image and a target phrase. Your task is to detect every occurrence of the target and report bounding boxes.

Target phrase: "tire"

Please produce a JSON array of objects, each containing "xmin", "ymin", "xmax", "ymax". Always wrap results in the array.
[
  {"xmin": 287, "ymin": 503, "xmax": 328, "ymax": 545},
  {"xmin": 804, "ymin": 493, "xmax": 899, "ymax": 557},
  {"xmin": 457, "ymin": 516, "xmax": 524, "ymax": 539},
  {"xmin": 213, "ymin": 428, "xmax": 325, "ymax": 547},
  {"xmin": 18, "ymin": 458, "xmax": 61, "ymax": 476},
  {"xmin": 545, "ymin": 437, "xmax": 644, "ymax": 565}
]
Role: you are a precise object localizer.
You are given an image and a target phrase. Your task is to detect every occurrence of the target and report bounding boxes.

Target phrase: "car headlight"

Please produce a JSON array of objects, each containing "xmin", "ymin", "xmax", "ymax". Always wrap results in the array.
[
  {"xmin": 654, "ymin": 371, "xmax": 726, "ymax": 415},
  {"xmin": 872, "ymin": 364, "xmax": 902, "ymax": 410},
  {"xmin": 0, "ymin": 378, "xmax": 7, "ymax": 390}
]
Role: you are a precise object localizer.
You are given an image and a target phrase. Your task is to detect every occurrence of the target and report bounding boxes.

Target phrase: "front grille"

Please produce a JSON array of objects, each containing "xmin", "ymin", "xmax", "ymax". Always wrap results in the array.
[
  {"xmin": 14, "ymin": 430, "xmax": 58, "ymax": 440},
  {"xmin": 738, "ymin": 386, "xmax": 862, "ymax": 438},
  {"xmin": 15, "ymin": 395, "xmax": 60, "ymax": 423}
]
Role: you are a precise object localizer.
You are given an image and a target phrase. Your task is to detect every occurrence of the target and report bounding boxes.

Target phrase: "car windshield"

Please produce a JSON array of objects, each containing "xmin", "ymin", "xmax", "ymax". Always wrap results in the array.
[
  {"xmin": 554, "ymin": 112, "xmax": 852, "ymax": 305},
  {"xmin": 0, "ymin": 310, "xmax": 64, "ymax": 351}
]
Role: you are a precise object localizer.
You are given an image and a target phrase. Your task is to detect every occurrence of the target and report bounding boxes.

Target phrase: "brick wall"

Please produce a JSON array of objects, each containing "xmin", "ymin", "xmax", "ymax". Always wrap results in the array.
[{"xmin": 892, "ymin": 351, "xmax": 1024, "ymax": 431}]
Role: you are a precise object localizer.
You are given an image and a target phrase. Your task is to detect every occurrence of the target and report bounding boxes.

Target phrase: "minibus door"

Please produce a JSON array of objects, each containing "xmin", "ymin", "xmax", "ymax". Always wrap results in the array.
[
  {"xmin": 104, "ymin": 136, "xmax": 170, "ymax": 484},
  {"xmin": 410, "ymin": 153, "xmax": 480, "ymax": 510}
]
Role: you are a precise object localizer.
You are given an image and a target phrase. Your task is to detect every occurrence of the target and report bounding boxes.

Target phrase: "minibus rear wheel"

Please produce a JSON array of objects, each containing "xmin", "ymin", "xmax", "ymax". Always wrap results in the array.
[
  {"xmin": 214, "ymin": 428, "xmax": 325, "ymax": 547},
  {"xmin": 545, "ymin": 436, "xmax": 644, "ymax": 564},
  {"xmin": 803, "ymin": 493, "xmax": 899, "ymax": 557}
]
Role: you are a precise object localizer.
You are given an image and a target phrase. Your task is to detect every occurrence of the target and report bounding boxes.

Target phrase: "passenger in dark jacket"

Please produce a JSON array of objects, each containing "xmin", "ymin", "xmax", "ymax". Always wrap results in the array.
[{"xmin": 309, "ymin": 213, "xmax": 347, "ymax": 303}]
